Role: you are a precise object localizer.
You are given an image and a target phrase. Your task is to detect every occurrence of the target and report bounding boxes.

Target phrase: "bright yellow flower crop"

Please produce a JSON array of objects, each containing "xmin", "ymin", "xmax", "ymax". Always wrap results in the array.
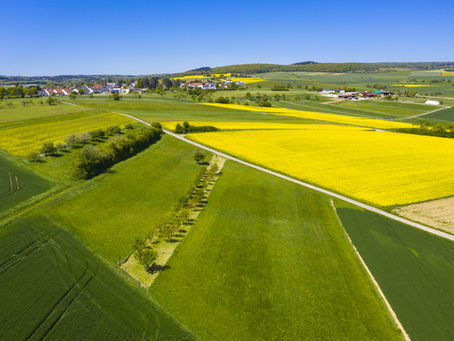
[
  {"xmin": 0, "ymin": 112, "xmax": 135, "ymax": 156},
  {"xmin": 161, "ymin": 121, "xmax": 311, "ymax": 131},
  {"xmin": 172, "ymin": 75, "xmax": 209, "ymax": 80},
  {"xmin": 392, "ymin": 84, "xmax": 433, "ymax": 87},
  {"xmin": 203, "ymin": 103, "xmax": 413, "ymax": 130},
  {"xmin": 189, "ymin": 125, "xmax": 454, "ymax": 206},
  {"xmin": 442, "ymin": 72, "xmax": 454, "ymax": 76},
  {"xmin": 226, "ymin": 77, "xmax": 264, "ymax": 84}
]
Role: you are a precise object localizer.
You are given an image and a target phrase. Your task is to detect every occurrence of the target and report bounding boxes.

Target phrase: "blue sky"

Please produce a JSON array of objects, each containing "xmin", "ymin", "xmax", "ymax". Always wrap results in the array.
[{"xmin": 1, "ymin": 0, "xmax": 453, "ymax": 75}]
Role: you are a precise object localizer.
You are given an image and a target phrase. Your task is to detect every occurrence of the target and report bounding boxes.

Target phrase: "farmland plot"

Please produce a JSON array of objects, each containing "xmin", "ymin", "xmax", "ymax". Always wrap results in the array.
[
  {"xmin": 0, "ymin": 152, "xmax": 52, "ymax": 212},
  {"xmin": 0, "ymin": 216, "xmax": 195, "ymax": 340},
  {"xmin": 189, "ymin": 124, "xmax": 454, "ymax": 206}
]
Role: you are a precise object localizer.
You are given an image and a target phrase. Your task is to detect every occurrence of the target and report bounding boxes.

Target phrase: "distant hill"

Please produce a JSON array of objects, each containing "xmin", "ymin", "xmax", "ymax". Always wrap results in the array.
[{"xmin": 179, "ymin": 61, "xmax": 454, "ymax": 75}]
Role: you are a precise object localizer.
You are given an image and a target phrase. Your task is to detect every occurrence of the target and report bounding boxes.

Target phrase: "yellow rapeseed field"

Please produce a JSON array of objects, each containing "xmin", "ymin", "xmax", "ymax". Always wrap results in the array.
[
  {"xmin": 172, "ymin": 75, "xmax": 209, "ymax": 80},
  {"xmin": 189, "ymin": 124, "xmax": 454, "ymax": 206},
  {"xmin": 392, "ymin": 84, "xmax": 433, "ymax": 88},
  {"xmin": 226, "ymin": 77, "xmax": 264, "ymax": 84},
  {"xmin": 0, "ymin": 112, "xmax": 135, "ymax": 156},
  {"xmin": 203, "ymin": 103, "xmax": 414, "ymax": 130},
  {"xmin": 442, "ymin": 72, "xmax": 454, "ymax": 77},
  {"xmin": 161, "ymin": 121, "xmax": 310, "ymax": 131}
]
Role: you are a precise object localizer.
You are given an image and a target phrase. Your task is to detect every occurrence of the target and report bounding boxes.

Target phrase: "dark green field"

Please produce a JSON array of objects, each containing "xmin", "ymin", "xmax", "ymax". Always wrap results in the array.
[
  {"xmin": 150, "ymin": 162, "xmax": 402, "ymax": 340},
  {"xmin": 0, "ymin": 216, "xmax": 195, "ymax": 340},
  {"xmin": 336, "ymin": 207, "xmax": 454, "ymax": 341},
  {"xmin": 422, "ymin": 107, "xmax": 454, "ymax": 122},
  {"xmin": 0, "ymin": 152, "xmax": 52, "ymax": 213}
]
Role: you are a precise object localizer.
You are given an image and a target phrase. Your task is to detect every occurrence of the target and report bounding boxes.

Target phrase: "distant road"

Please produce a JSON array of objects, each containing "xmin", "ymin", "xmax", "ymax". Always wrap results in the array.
[{"xmin": 116, "ymin": 112, "xmax": 454, "ymax": 243}]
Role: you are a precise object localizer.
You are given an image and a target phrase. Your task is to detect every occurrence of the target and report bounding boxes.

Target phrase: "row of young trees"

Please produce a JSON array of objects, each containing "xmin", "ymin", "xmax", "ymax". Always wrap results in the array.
[
  {"xmin": 133, "ymin": 158, "xmax": 220, "ymax": 272},
  {"xmin": 174, "ymin": 121, "xmax": 219, "ymax": 134},
  {"xmin": 72, "ymin": 124, "xmax": 162, "ymax": 179}
]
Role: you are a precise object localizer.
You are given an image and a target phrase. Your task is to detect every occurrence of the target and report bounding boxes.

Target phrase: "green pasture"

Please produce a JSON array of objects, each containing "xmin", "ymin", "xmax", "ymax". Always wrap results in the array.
[
  {"xmin": 0, "ymin": 98, "xmax": 85, "ymax": 122},
  {"xmin": 45, "ymin": 135, "xmax": 206, "ymax": 264},
  {"xmin": 337, "ymin": 207, "xmax": 454, "ymax": 341},
  {"xmin": 150, "ymin": 161, "xmax": 402, "ymax": 340},
  {"xmin": 331, "ymin": 100, "xmax": 435, "ymax": 118},
  {"xmin": 0, "ymin": 151, "xmax": 52, "ymax": 213},
  {"xmin": 69, "ymin": 95, "xmax": 307, "ymax": 123},
  {"xmin": 0, "ymin": 216, "xmax": 195, "ymax": 340}
]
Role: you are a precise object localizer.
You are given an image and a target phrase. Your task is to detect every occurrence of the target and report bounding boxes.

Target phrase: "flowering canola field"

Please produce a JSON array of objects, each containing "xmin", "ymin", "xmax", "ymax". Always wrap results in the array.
[
  {"xmin": 189, "ymin": 124, "xmax": 454, "ymax": 206},
  {"xmin": 392, "ymin": 84, "xmax": 434, "ymax": 88},
  {"xmin": 0, "ymin": 112, "xmax": 135, "ymax": 156},
  {"xmin": 161, "ymin": 121, "xmax": 311, "ymax": 131},
  {"xmin": 203, "ymin": 103, "xmax": 414, "ymax": 130}
]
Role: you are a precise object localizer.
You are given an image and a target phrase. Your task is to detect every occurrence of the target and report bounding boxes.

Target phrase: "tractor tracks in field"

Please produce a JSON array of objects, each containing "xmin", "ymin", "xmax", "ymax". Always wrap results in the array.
[{"xmin": 26, "ymin": 261, "xmax": 98, "ymax": 341}]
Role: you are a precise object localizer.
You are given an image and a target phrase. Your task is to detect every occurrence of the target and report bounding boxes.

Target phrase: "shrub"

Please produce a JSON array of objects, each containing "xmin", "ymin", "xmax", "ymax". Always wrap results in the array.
[
  {"xmin": 76, "ymin": 132, "xmax": 92, "ymax": 145},
  {"xmin": 90, "ymin": 129, "xmax": 105, "ymax": 139},
  {"xmin": 26, "ymin": 151, "xmax": 41, "ymax": 162},
  {"xmin": 39, "ymin": 141, "xmax": 56, "ymax": 155},
  {"xmin": 65, "ymin": 134, "xmax": 78, "ymax": 148},
  {"xmin": 106, "ymin": 125, "xmax": 121, "ymax": 136}
]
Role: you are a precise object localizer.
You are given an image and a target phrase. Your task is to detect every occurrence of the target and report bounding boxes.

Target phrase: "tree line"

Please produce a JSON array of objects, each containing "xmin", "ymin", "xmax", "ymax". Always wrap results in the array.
[
  {"xmin": 133, "ymin": 159, "xmax": 220, "ymax": 272},
  {"xmin": 174, "ymin": 121, "xmax": 219, "ymax": 134},
  {"xmin": 397, "ymin": 121, "xmax": 454, "ymax": 139}
]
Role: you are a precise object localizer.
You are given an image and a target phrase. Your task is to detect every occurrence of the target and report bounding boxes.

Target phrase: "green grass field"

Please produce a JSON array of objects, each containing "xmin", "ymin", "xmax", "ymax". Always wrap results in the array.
[
  {"xmin": 336, "ymin": 207, "xmax": 454, "ymax": 341},
  {"xmin": 332, "ymin": 100, "xmax": 435, "ymax": 118},
  {"xmin": 0, "ymin": 151, "xmax": 52, "ymax": 213},
  {"xmin": 0, "ymin": 99, "xmax": 85, "ymax": 122},
  {"xmin": 45, "ymin": 135, "xmax": 206, "ymax": 264},
  {"xmin": 0, "ymin": 216, "xmax": 195, "ymax": 340},
  {"xmin": 70, "ymin": 96, "xmax": 306, "ymax": 123},
  {"xmin": 150, "ymin": 161, "xmax": 402, "ymax": 340}
]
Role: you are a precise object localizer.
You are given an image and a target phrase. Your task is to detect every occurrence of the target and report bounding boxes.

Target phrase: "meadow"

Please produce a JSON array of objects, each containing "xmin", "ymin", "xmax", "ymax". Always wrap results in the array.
[
  {"xmin": 0, "ymin": 216, "xmax": 195, "ymax": 340},
  {"xmin": 0, "ymin": 151, "xmax": 52, "ymax": 213},
  {"xmin": 189, "ymin": 124, "xmax": 454, "ymax": 206},
  {"xmin": 44, "ymin": 136, "xmax": 205, "ymax": 264},
  {"xmin": 337, "ymin": 207, "xmax": 454, "ymax": 341},
  {"xmin": 0, "ymin": 111, "xmax": 135, "ymax": 156},
  {"xmin": 203, "ymin": 103, "xmax": 414, "ymax": 129},
  {"xmin": 150, "ymin": 161, "xmax": 402, "ymax": 340},
  {"xmin": 331, "ymin": 100, "xmax": 436, "ymax": 118},
  {"xmin": 0, "ymin": 99, "xmax": 85, "ymax": 122}
]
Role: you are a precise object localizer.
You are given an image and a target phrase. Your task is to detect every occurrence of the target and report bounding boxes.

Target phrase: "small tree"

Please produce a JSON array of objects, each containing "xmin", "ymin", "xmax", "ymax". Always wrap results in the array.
[
  {"xmin": 26, "ymin": 151, "xmax": 41, "ymax": 162},
  {"xmin": 39, "ymin": 141, "xmax": 56, "ymax": 155},
  {"xmin": 65, "ymin": 134, "xmax": 78, "ymax": 148},
  {"xmin": 112, "ymin": 93, "xmax": 121, "ymax": 101},
  {"xmin": 194, "ymin": 150, "xmax": 205, "ymax": 165},
  {"xmin": 136, "ymin": 248, "xmax": 158, "ymax": 271}
]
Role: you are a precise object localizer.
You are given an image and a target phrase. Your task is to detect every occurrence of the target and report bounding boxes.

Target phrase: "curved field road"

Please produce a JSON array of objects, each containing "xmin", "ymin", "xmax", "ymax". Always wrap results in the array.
[{"xmin": 118, "ymin": 112, "xmax": 454, "ymax": 243}]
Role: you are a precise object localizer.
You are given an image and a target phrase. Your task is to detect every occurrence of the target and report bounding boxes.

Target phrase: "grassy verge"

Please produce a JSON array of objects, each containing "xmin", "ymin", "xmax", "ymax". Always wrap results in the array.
[
  {"xmin": 150, "ymin": 161, "xmax": 402, "ymax": 340},
  {"xmin": 337, "ymin": 207, "xmax": 454, "ymax": 341}
]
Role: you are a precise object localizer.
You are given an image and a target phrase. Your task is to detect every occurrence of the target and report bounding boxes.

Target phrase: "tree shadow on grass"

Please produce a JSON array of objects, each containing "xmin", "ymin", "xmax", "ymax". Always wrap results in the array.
[{"xmin": 147, "ymin": 264, "xmax": 171, "ymax": 274}]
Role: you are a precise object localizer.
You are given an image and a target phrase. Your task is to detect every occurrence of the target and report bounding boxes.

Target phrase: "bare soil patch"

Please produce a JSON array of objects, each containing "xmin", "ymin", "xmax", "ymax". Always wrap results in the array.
[{"xmin": 394, "ymin": 197, "xmax": 454, "ymax": 234}]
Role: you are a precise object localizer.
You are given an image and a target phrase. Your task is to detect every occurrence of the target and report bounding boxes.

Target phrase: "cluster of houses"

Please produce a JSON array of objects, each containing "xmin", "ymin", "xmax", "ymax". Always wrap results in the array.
[
  {"xmin": 320, "ymin": 89, "xmax": 394, "ymax": 100},
  {"xmin": 42, "ymin": 82, "xmax": 141, "ymax": 96},
  {"xmin": 180, "ymin": 79, "xmax": 245, "ymax": 90}
]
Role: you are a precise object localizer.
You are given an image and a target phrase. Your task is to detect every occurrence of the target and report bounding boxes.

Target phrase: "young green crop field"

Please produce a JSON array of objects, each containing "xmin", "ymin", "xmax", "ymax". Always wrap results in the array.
[
  {"xmin": 331, "ymin": 100, "xmax": 436, "ymax": 118},
  {"xmin": 0, "ymin": 216, "xmax": 195, "ymax": 340},
  {"xmin": 0, "ymin": 99, "xmax": 85, "ymax": 122},
  {"xmin": 150, "ymin": 161, "xmax": 402, "ymax": 340},
  {"xmin": 70, "ymin": 96, "xmax": 307, "ymax": 123},
  {"xmin": 44, "ymin": 135, "xmax": 206, "ymax": 264},
  {"xmin": 0, "ymin": 151, "xmax": 52, "ymax": 213},
  {"xmin": 336, "ymin": 207, "xmax": 454, "ymax": 341},
  {"xmin": 422, "ymin": 106, "xmax": 454, "ymax": 122}
]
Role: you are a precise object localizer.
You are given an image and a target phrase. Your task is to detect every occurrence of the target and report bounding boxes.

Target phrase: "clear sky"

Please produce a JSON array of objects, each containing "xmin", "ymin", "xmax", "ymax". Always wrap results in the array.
[{"xmin": 1, "ymin": 0, "xmax": 453, "ymax": 76}]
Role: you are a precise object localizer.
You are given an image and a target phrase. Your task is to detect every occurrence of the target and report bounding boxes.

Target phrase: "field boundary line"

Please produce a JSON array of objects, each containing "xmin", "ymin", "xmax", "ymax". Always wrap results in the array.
[
  {"xmin": 331, "ymin": 200, "xmax": 411, "ymax": 341},
  {"xmin": 116, "ymin": 113, "xmax": 454, "ymax": 243}
]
